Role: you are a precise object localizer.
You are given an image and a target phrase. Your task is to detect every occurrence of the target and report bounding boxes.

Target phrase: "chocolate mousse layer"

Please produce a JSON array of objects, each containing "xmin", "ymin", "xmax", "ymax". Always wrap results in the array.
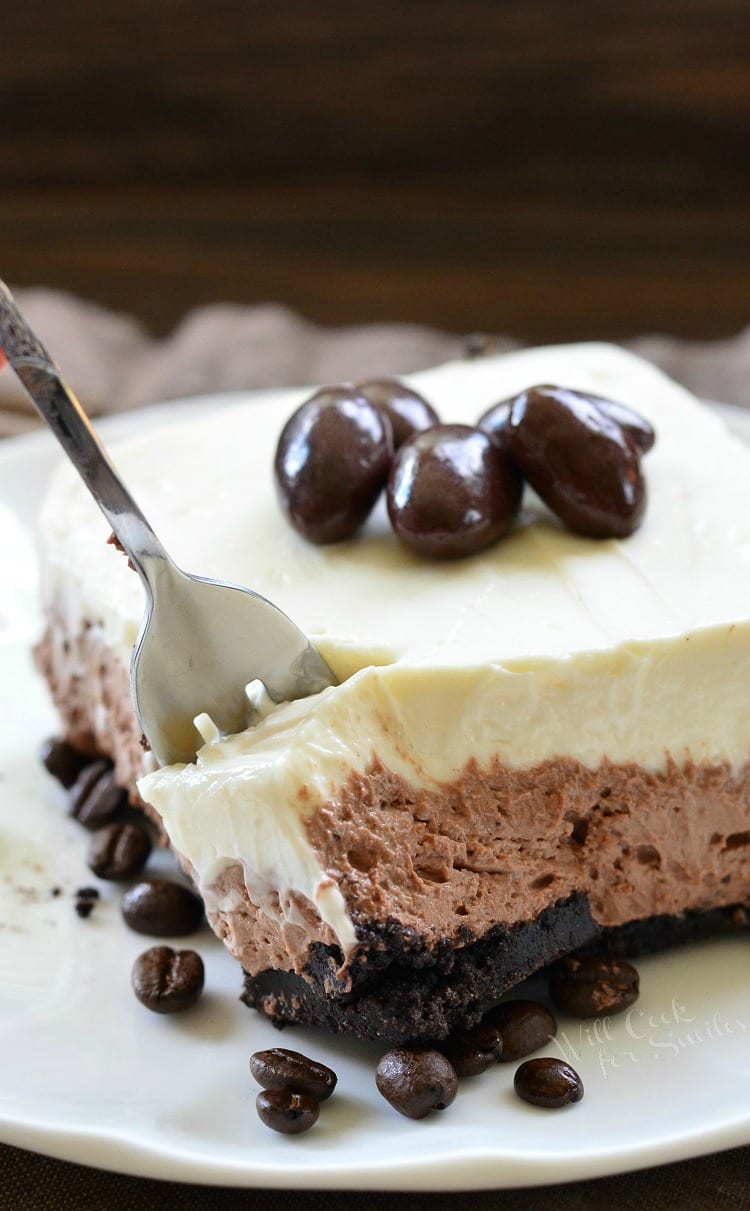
[
  {"xmin": 230, "ymin": 754, "xmax": 750, "ymax": 1041},
  {"xmin": 34, "ymin": 617, "xmax": 160, "ymax": 827},
  {"xmin": 307, "ymin": 755, "xmax": 750, "ymax": 942}
]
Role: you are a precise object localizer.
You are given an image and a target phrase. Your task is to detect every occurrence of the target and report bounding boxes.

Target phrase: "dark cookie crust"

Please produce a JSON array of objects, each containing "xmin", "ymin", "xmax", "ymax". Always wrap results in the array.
[
  {"xmin": 241, "ymin": 897, "xmax": 750, "ymax": 1043},
  {"xmin": 586, "ymin": 901, "xmax": 750, "ymax": 957},
  {"xmin": 243, "ymin": 895, "xmax": 598, "ymax": 1042}
]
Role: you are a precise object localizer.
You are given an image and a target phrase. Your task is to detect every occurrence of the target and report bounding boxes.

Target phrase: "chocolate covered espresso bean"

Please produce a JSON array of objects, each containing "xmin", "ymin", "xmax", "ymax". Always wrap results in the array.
[
  {"xmin": 356, "ymin": 377, "xmax": 439, "ymax": 448},
  {"xmin": 250, "ymin": 1049, "xmax": 337, "ymax": 1102},
  {"xmin": 479, "ymin": 387, "xmax": 655, "ymax": 462},
  {"xmin": 578, "ymin": 390, "xmax": 655, "ymax": 454},
  {"xmin": 275, "ymin": 386, "xmax": 394, "ymax": 544},
  {"xmin": 387, "ymin": 424, "xmax": 522, "ymax": 558},
  {"xmin": 507, "ymin": 385, "xmax": 646, "ymax": 538},
  {"xmin": 476, "ymin": 399, "xmax": 513, "ymax": 451}
]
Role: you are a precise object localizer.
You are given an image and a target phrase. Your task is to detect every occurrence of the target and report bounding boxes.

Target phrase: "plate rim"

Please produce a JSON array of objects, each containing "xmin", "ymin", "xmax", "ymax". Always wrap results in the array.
[{"xmin": 1, "ymin": 1095, "xmax": 750, "ymax": 1190}]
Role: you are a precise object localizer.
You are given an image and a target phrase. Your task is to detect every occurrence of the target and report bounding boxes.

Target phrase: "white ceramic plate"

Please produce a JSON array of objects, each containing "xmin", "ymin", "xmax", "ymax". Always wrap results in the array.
[{"xmin": 1, "ymin": 395, "xmax": 750, "ymax": 1191}]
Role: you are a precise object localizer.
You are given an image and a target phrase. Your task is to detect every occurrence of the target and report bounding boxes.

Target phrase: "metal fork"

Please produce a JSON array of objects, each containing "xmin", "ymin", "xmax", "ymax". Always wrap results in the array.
[{"xmin": 0, "ymin": 280, "xmax": 336, "ymax": 766}]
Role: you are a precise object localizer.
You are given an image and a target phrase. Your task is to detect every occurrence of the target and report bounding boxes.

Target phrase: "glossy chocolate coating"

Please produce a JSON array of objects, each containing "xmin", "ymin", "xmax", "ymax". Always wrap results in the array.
[
  {"xmin": 356, "ymin": 377, "xmax": 439, "ymax": 448},
  {"xmin": 387, "ymin": 424, "xmax": 523, "ymax": 558},
  {"xmin": 476, "ymin": 399, "xmax": 513, "ymax": 451},
  {"xmin": 274, "ymin": 386, "xmax": 394, "ymax": 544},
  {"xmin": 501, "ymin": 384, "xmax": 655, "ymax": 455},
  {"xmin": 575, "ymin": 388, "xmax": 655, "ymax": 454},
  {"xmin": 507, "ymin": 386, "xmax": 646, "ymax": 538}
]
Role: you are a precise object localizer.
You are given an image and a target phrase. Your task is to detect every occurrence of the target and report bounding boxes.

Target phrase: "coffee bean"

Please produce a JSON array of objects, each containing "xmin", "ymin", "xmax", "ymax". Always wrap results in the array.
[
  {"xmin": 68, "ymin": 761, "xmax": 127, "ymax": 830},
  {"xmin": 356, "ymin": 377, "xmax": 439, "ymax": 448},
  {"xmin": 507, "ymin": 385, "xmax": 646, "ymax": 538},
  {"xmin": 250, "ymin": 1049, "xmax": 337, "ymax": 1102},
  {"xmin": 467, "ymin": 1018, "xmax": 506, "ymax": 1056},
  {"xmin": 39, "ymin": 737, "xmax": 90, "ymax": 788},
  {"xmin": 484, "ymin": 1000, "xmax": 557, "ymax": 1062},
  {"xmin": 256, "ymin": 1089, "xmax": 320, "ymax": 1135},
  {"xmin": 549, "ymin": 955, "xmax": 639, "ymax": 1018},
  {"xmin": 514, "ymin": 1058, "xmax": 584, "ymax": 1109},
  {"xmin": 87, "ymin": 821, "xmax": 152, "ymax": 881},
  {"xmin": 131, "ymin": 946, "xmax": 205, "ymax": 1013},
  {"xmin": 121, "ymin": 879, "xmax": 204, "ymax": 937},
  {"xmin": 439, "ymin": 1024, "xmax": 502, "ymax": 1077},
  {"xmin": 274, "ymin": 386, "xmax": 394, "ymax": 544},
  {"xmin": 477, "ymin": 399, "xmax": 513, "ymax": 451},
  {"xmin": 375, "ymin": 1047, "xmax": 458, "ymax": 1119},
  {"xmin": 387, "ymin": 424, "xmax": 523, "ymax": 559}
]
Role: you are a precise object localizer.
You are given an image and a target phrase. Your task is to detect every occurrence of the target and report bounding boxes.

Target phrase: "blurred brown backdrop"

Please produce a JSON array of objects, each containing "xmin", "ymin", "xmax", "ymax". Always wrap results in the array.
[{"xmin": 1, "ymin": 0, "xmax": 748, "ymax": 339}]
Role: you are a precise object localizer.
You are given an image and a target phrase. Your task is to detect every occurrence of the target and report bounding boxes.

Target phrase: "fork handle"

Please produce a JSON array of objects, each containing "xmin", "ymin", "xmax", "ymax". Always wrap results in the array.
[{"xmin": 0, "ymin": 280, "xmax": 171, "ymax": 586}]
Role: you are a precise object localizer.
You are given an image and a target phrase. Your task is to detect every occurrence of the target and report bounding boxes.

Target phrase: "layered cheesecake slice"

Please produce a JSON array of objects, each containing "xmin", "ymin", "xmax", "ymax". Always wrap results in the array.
[{"xmin": 35, "ymin": 344, "xmax": 750, "ymax": 1040}]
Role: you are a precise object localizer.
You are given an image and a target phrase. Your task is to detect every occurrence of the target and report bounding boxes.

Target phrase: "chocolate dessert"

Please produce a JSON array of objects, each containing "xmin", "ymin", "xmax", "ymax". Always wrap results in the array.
[{"xmin": 34, "ymin": 343, "xmax": 750, "ymax": 1040}]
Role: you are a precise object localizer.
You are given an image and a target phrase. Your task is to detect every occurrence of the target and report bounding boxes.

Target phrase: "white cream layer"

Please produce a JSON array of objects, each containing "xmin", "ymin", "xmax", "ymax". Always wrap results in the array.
[{"xmin": 37, "ymin": 343, "xmax": 750, "ymax": 952}]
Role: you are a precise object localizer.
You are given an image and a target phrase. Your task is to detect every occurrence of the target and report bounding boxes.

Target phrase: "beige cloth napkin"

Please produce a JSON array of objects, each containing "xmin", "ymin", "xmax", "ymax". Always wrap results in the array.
[{"xmin": 1, "ymin": 288, "xmax": 749, "ymax": 436}]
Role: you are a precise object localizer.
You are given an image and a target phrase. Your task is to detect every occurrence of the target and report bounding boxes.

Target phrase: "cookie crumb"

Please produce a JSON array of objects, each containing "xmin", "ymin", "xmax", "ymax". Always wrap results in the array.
[{"xmin": 74, "ymin": 886, "xmax": 99, "ymax": 919}]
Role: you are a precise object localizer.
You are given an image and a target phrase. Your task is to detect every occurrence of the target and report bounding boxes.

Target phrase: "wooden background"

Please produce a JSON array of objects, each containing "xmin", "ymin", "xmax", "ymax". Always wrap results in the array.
[{"xmin": 1, "ymin": 1, "xmax": 748, "ymax": 340}]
